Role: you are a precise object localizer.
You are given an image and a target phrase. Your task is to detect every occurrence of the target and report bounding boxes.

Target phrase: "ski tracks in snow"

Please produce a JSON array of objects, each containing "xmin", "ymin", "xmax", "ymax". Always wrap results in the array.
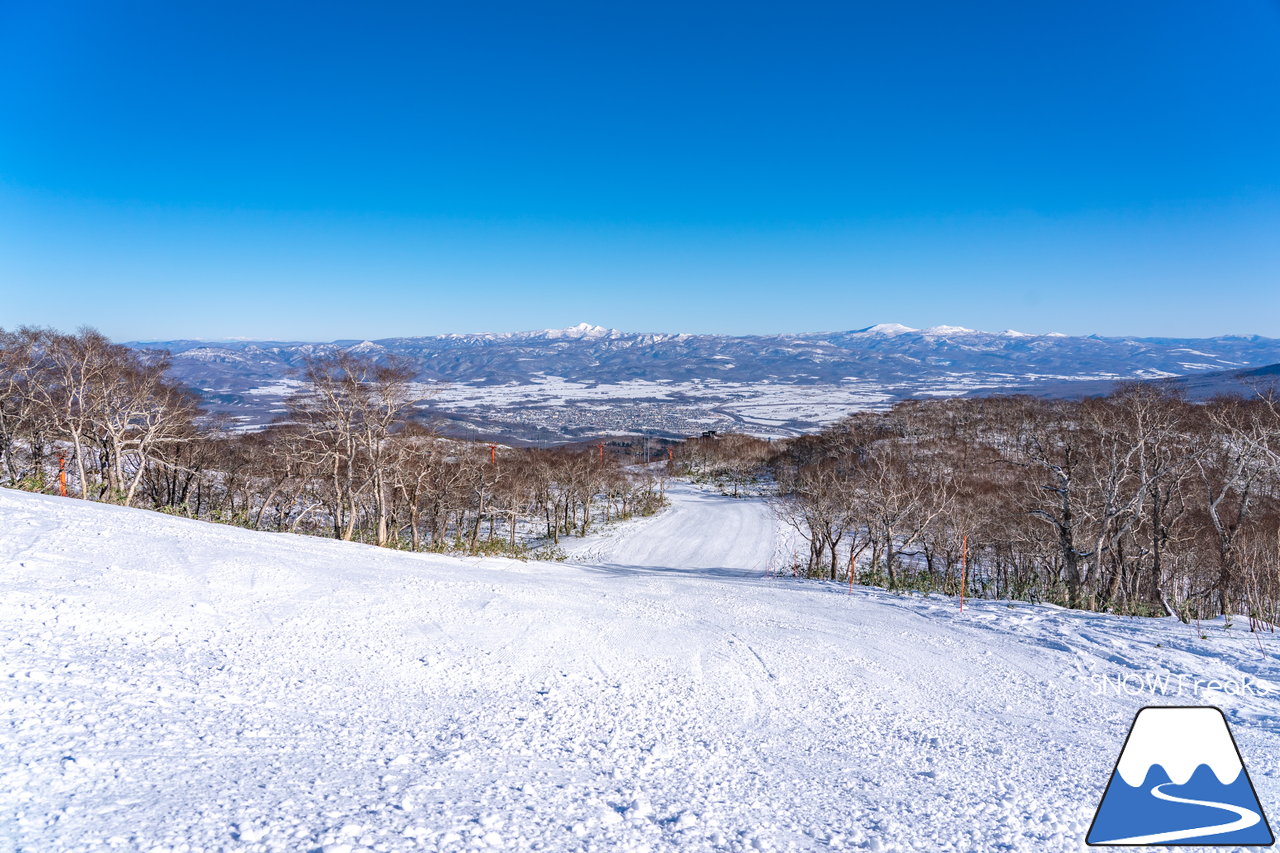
[{"xmin": 3, "ymin": 485, "xmax": 1280, "ymax": 851}]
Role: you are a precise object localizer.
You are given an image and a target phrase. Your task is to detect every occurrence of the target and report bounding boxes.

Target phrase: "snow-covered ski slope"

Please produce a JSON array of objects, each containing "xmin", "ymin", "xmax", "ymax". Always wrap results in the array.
[
  {"xmin": 562, "ymin": 484, "xmax": 790, "ymax": 577},
  {"xmin": 2, "ymin": 484, "xmax": 1279, "ymax": 852}
]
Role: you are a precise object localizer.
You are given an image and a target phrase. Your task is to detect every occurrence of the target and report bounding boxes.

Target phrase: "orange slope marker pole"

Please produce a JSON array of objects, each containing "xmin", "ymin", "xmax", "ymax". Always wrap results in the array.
[
  {"xmin": 959, "ymin": 534, "xmax": 968, "ymax": 613},
  {"xmin": 59, "ymin": 455, "xmax": 68, "ymax": 497},
  {"xmin": 487, "ymin": 444, "xmax": 497, "ymax": 464}
]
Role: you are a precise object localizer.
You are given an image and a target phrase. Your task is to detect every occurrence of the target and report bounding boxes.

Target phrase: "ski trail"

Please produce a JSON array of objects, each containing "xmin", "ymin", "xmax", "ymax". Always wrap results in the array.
[
  {"xmin": 7, "ymin": 485, "xmax": 1280, "ymax": 851},
  {"xmin": 565, "ymin": 482, "xmax": 787, "ymax": 576},
  {"xmin": 1095, "ymin": 782, "xmax": 1262, "ymax": 845}
]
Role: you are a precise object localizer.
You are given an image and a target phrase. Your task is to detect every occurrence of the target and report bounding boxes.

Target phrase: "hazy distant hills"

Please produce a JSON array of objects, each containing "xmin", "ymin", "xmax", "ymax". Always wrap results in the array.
[
  {"xmin": 134, "ymin": 321, "xmax": 1280, "ymax": 389},
  {"xmin": 987, "ymin": 360, "xmax": 1280, "ymax": 403},
  {"xmin": 128, "ymin": 323, "xmax": 1280, "ymax": 440}
]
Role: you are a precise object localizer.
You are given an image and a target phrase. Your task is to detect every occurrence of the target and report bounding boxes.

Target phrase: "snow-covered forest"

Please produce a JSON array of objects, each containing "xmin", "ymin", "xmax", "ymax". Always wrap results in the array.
[
  {"xmin": 0, "ymin": 328, "xmax": 667, "ymax": 557},
  {"xmin": 688, "ymin": 393, "xmax": 1280, "ymax": 625}
]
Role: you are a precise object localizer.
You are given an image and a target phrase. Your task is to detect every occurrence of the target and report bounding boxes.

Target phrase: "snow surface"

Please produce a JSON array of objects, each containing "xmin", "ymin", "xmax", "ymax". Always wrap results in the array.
[{"xmin": 3, "ymin": 484, "xmax": 1280, "ymax": 852}]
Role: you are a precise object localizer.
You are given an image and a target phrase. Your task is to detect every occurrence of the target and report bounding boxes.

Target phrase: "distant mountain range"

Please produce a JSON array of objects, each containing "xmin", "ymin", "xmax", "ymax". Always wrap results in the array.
[
  {"xmin": 128, "ymin": 323, "xmax": 1280, "ymax": 440},
  {"xmin": 988, "ymin": 361, "xmax": 1280, "ymax": 402}
]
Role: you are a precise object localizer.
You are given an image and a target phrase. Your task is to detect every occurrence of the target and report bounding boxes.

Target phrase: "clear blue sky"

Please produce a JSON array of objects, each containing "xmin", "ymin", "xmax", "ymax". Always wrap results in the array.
[{"xmin": 2, "ymin": 1, "xmax": 1279, "ymax": 341}]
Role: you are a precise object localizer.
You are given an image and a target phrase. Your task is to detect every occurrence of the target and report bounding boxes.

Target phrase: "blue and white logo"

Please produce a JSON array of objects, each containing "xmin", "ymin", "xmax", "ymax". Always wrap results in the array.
[{"xmin": 1088, "ymin": 706, "xmax": 1274, "ymax": 846}]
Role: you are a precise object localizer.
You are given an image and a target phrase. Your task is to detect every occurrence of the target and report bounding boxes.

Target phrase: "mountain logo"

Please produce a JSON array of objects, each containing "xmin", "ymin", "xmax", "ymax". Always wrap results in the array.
[{"xmin": 1087, "ymin": 706, "xmax": 1274, "ymax": 846}]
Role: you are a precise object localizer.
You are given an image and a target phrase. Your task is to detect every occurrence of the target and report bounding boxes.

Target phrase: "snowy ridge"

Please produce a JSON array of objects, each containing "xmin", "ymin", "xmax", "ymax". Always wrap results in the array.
[
  {"xmin": 850, "ymin": 323, "xmax": 918, "ymax": 336},
  {"xmin": 532, "ymin": 322, "xmax": 617, "ymax": 340},
  {"xmin": 130, "ymin": 320, "xmax": 1280, "ymax": 445},
  {"xmin": 1115, "ymin": 707, "xmax": 1243, "ymax": 787}
]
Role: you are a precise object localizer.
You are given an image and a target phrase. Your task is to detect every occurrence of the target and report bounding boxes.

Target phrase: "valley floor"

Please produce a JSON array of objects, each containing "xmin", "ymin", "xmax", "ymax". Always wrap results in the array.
[{"xmin": 1, "ymin": 484, "xmax": 1278, "ymax": 852}]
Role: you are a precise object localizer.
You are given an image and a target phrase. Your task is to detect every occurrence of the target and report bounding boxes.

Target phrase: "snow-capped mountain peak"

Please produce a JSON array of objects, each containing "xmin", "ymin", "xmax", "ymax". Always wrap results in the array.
[
  {"xmin": 920, "ymin": 325, "xmax": 979, "ymax": 336},
  {"xmin": 537, "ymin": 322, "xmax": 615, "ymax": 340},
  {"xmin": 853, "ymin": 323, "xmax": 919, "ymax": 336},
  {"xmin": 1116, "ymin": 707, "xmax": 1243, "ymax": 787}
]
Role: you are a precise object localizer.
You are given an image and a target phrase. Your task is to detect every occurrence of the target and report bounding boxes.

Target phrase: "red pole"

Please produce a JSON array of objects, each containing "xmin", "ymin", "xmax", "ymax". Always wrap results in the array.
[
  {"xmin": 597, "ymin": 443, "xmax": 605, "ymax": 463},
  {"xmin": 488, "ymin": 444, "xmax": 497, "ymax": 464},
  {"xmin": 959, "ymin": 534, "xmax": 968, "ymax": 613},
  {"xmin": 667, "ymin": 447, "xmax": 673, "ymax": 461},
  {"xmin": 58, "ymin": 455, "xmax": 67, "ymax": 497}
]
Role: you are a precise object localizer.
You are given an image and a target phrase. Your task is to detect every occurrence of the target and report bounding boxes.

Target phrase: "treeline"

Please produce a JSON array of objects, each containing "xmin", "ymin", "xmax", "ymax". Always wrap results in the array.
[
  {"xmin": 7, "ymin": 325, "xmax": 1279, "ymax": 622},
  {"xmin": 0, "ymin": 327, "xmax": 665, "ymax": 555},
  {"xmin": 675, "ymin": 432, "xmax": 776, "ymax": 495},
  {"xmin": 747, "ymin": 389, "xmax": 1280, "ymax": 623}
]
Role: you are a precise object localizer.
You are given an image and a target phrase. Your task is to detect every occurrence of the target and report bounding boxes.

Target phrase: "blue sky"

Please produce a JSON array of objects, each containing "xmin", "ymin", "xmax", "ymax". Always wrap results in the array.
[{"xmin": 2, "ymin": 0, "xmax": 1278, "ymax": 340}]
